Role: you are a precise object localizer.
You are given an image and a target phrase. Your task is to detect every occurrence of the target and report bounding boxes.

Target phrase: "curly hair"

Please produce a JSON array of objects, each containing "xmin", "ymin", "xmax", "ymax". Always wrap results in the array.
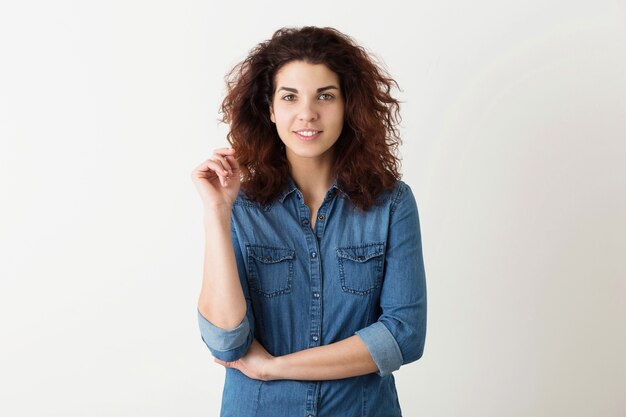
[{"xmin": 220, "ymin": 26, "xmax": 402, "ymax": 211}]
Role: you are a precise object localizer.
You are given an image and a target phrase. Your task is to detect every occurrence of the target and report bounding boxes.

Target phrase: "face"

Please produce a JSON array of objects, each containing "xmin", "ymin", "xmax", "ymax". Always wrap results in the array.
[{"xmin": 269, "ymin": 61, "xmax": 345, "ymax": 165}]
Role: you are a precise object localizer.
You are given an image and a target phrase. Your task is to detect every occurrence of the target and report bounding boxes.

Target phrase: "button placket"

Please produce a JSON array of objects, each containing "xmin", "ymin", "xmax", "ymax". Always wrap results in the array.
[{"xmin": 313, "ymin": 191, "xmax": 334, "ymax": 239}]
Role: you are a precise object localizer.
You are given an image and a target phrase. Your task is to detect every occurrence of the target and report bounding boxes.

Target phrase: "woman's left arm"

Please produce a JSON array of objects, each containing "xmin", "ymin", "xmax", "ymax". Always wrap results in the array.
[
  {"xmin": 214, "ymin": 335, "xmax": 377, "ymax": 381},
  {"xmin": 272, "ymin": 335, "xmax": 378, "ymax": 379}
]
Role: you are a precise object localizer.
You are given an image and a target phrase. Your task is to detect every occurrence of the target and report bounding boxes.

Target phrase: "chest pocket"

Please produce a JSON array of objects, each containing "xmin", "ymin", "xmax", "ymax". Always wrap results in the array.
[
  {"xmin": 246, "ymin": 244, "xmax": 295, "ymax": 297},
  {"xmin": 336, "ymin": 242, "xmax": 385, "ymax": 295}
]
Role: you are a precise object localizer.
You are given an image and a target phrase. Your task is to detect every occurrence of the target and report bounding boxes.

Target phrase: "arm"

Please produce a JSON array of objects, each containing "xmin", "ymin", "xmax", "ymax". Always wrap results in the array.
[
  {"xmin": 196, "ymin": 210, "xmax": 255, "ymax": 362},
  {"xmin": 192, "ymin": 149, "xmax": 254, "ymax": 362},
  {"xmin": 198, "ymin": 208, "xmax": 246, "ymax": 329},
  {"xmin": 355, "ymin": 183, "xmax": 427, "ymax": 376},
  {"xmin": 214, "ymin": 335, "xmax": 377, "ymax": 381},
  {"xmin": 271, "ymin": 335, "xmax": 377, "ymax": 380}
]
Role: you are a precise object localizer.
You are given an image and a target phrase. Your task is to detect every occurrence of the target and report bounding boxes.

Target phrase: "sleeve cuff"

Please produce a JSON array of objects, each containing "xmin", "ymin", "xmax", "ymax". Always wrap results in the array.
[
  {"xmin": 197, "ymin": 309, "xmax": 250, "ymax": 352},
  {"xmin": 356, "ymin": 321, "xmax": 404, "ymax": 377}
]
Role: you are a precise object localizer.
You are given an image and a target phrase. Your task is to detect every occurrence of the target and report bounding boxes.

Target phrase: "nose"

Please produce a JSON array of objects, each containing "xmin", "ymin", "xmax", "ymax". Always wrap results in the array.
[{"xmin": 297, "ymin": 100, "xmax": 319, "ymax": 122}]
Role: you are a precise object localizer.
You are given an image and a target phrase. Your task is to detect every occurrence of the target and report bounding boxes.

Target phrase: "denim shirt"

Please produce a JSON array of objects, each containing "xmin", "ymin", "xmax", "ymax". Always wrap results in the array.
[{"xmin": 198, "ymin": 178, "xmax": 427, "ymax": 417}]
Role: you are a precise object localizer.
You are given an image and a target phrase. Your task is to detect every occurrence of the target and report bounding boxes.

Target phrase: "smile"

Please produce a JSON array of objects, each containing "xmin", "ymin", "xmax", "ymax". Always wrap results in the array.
[
  {"xmin": 294, "ymin": 130, "xmax": 322, "ymax": 141},
  {"xmin": 295, "ymin": 130, "xmax": 321, "ymax": 136}
]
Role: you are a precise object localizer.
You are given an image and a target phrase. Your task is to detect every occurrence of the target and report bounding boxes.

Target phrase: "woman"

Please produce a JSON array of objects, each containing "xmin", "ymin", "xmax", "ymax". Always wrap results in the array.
[{"xmin": 191, "ymin": 26, "xmax": 427, "ymax": 417}]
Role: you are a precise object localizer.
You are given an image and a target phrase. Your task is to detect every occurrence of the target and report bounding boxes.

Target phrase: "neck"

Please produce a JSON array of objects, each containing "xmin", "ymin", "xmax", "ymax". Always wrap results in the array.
[{"xmin": 287, "ymin": 152, "xmax": 335, "ymax": 201}]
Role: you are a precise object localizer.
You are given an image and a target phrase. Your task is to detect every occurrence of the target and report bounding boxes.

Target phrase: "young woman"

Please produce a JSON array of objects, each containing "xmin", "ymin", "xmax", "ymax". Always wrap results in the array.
[{"xmin": 191, "ymin": 26, "xmax": 427, "ymax": 417}]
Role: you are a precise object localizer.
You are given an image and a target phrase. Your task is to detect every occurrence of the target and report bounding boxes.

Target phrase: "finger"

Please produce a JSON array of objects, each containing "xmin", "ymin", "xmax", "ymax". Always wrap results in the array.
[
  {"xmin": 211, "ymin": 153, "xmax": 233, "ymax": 174},
  {"xmin": 192, "ymin": 162, "xmax": 229, "ymax": 189},
  {"xmin": 195, "ymin": 159, "xmax": 229, "ymax": 178},
  {"xmin": 214, "ymin": 147, "xmax": 235, "ymax": 154},
  {"xmin": 214, "ymin": 148, "xmax": 236, "ymax": 167},
  {"xmin": 223, "ymin": 154, "xmax": 240, "ymax": 172}
]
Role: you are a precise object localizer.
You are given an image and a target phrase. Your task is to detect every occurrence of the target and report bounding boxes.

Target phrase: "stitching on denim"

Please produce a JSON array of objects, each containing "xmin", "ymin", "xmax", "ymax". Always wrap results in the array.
[
  {"xmin": 253, "ymin": 380, "xmax": 262, "ymax": 417},
  {"xmin": 361, "ymin": 375, "xmax": 368, "ymax": 416},
  {"xmin": 390, "ymin": 181, "xmax": 406, "ymax": 214},
  {"xmin": 246, "ymin": 244, "xmax": 294, "ymax": 298},
  {"xmin": 336, "ymin": 242, "xmax": 385, "ymax": 295}
]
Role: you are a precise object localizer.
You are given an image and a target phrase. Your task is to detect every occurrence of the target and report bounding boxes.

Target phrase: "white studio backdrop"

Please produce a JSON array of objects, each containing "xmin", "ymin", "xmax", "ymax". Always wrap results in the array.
[{"xmin": 1, "ymin": 0, "xmax": 625, "ymax": 416}]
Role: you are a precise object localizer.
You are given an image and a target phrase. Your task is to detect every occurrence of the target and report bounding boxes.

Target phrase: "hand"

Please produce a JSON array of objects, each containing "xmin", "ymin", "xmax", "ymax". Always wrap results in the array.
[
  {"xmin": 213, "ymin": 339, "xmax": 277, "ymax": 381},
  {"xmin": 191, "ymin": 147, "xmax": 241, "ymax": 209}
]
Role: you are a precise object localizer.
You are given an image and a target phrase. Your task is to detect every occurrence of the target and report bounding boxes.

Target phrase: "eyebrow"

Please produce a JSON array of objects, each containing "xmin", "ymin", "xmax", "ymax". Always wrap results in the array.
[{"xmin": 276, "ymin": 85, "xmax": 340, "ymax": 93}]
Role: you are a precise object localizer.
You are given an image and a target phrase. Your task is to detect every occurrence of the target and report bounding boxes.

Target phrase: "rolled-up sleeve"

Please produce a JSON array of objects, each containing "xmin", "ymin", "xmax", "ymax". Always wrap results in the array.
[
  {"xmin": 356, "ymin": 183, "xmax": 427, "ymax": 376},
  {"xmin": 197, "ymin": 223, "xmax": 255, "ymax": 362}
]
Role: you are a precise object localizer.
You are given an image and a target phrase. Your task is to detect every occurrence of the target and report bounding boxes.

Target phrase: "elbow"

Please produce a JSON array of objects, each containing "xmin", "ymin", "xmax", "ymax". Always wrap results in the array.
[
  {"xmin": 399, "ymin": 318, "xmax": 427, "ymax": 366},
  {"xmin": 384, "ymin": 313, "xmax": 427, "ymax": 367},
  {"xmin": 203, "ymin": 333, "xmax": 253, "ymax": 362},
  {"xmin": 197, "ymin": 309, "xmax": 253, "ymax": 362},
  {"xmin": 400, "ymin": 336, "xmax": 425, "ymax": 365}
]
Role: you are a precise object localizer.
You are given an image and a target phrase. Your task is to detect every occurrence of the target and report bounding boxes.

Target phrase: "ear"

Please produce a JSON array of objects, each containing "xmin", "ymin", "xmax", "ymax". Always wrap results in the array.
[{"xmin": 269, "ymin": 105, "xmax": 275, "ymax": 123}]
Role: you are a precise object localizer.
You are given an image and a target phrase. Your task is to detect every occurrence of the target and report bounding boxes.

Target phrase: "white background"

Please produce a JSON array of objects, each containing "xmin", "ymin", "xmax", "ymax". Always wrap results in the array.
[{"xmin": 1, "ymin": 1, "xmax": 625, "ymax": 416}]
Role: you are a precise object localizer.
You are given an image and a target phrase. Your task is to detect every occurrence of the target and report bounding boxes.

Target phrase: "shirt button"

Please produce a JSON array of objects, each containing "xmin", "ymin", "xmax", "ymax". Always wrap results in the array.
[
  {"xmin": 313, "ymin": 292, "xmax": 320, "ymax": 298},
  {"xmin": 302, "ymin": 219, "xmax": 309, "ymax": 226},
  {"xmin": 310, "ymin": 251, "xmax": 317, "ymax": 258},
  {"xmin": 317, "ymin": 214, "xmax": 324, "ymax": 220},
  {"xmin": 312, "ymin": 335, "xmax": 319, "ymax": 341}
]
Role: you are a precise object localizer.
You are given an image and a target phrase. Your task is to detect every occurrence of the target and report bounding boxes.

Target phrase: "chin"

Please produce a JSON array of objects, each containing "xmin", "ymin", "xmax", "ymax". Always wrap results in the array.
[{"xmin": 288, "ymin": 146, "xmax": 333, "ymax": 160}]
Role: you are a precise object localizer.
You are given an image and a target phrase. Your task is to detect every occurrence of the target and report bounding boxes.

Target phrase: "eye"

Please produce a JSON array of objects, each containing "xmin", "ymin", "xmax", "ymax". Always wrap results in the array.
[
  {"xmin": 319, "ymin": 93, "xmax": 334, "ymax": 100},
  {"xmin": 281, "ymin": 94, "xmax": 296, "ymax": 101}
]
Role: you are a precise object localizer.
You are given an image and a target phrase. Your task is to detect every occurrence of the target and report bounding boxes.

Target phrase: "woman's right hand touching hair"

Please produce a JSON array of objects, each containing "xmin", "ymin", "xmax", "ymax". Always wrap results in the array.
[
  {"xmin": 193, "ymin": 147, "xmax": 247, "ymax": 333},
  {"xmin": 191, "ymin": 147, "xmax": 241, "ymax": 210}
]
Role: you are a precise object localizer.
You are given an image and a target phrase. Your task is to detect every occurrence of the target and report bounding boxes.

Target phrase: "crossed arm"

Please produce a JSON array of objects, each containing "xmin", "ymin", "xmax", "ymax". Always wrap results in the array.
[{"xmin": 213, "ymin": 334, "xmax": 378, "ymax": 381}]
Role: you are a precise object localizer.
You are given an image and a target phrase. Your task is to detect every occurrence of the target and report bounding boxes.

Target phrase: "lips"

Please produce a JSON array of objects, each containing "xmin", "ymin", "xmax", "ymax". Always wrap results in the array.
[{"xmin": 294, "ymin": 129, "xmax": 322, "ymax": 141}]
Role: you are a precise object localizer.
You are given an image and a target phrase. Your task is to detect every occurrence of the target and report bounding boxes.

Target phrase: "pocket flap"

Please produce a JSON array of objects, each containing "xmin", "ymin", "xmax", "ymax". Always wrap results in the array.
[
  {"xmin": 247, "ymin": 245, "xmax": 295, "ymax": 264},
  {"xmin": 336, "ymin": 243, "xmax": 385, "ymax": 262}
]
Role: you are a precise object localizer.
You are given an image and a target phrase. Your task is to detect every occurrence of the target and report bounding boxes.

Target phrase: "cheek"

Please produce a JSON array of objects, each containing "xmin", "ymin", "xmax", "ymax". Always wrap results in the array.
[
  {"xmin": 276, "ymin": 113, "xmax": 293, "ymax": 130},
  {"xmin": 275, "ymin": 116, "xmax": 288, "ymax": 131},
  {"xmin": 326, "ymin": 105, "xmax": 344, "ymax": 125},
  {"xmin": 331, "ymin": 113, "xmax": 345, "ymax": 130}
]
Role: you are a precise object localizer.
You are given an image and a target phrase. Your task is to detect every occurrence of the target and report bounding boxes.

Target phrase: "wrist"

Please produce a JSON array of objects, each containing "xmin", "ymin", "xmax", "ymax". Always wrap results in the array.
[
  {"xmin": 203, "ymin": 206, "xmax": 232, "ymax": 225},
  {"xmin": 266, "ymin": 355, "xmax": 287, "ymax": 381}
]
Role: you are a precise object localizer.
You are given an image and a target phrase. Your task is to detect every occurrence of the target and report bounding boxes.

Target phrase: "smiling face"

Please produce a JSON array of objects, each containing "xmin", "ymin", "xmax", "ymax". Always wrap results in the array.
[{"xmin": 269, "ymin": 60, "xmax": 345, "ymax": 166}]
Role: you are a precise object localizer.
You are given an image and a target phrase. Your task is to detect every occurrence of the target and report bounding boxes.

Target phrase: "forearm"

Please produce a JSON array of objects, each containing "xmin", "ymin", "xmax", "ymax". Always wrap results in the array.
[
  {"xmin": 197, "ymin": 206, "xmax": 246, "ymax": 329},
  {"xmin": 271, "ymin": 335, "xmax": 378, "ymax": 380}
]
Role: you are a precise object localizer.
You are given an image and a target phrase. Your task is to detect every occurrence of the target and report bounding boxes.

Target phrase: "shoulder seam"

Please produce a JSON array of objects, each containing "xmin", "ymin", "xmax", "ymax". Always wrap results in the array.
[{"xmin": 390, "ymin": 181, "xmax": 406, "ymax": 214}]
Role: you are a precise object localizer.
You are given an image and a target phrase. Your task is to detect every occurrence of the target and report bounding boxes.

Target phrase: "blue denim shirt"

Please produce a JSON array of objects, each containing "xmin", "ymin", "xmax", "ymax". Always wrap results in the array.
[{"xmin": 198, "ymin": 178, "xmax": 427, "ymax": 417}]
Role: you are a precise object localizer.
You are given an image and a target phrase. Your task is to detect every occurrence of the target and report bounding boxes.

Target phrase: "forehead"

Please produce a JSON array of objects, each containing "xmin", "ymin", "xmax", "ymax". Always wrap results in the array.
[{"xmin": 274, "ymin": 61, "xmax": 340, "ymax": 89}]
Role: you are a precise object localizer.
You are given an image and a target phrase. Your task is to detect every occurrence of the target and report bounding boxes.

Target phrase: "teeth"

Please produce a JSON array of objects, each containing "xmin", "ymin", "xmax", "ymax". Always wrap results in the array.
[{"xmin": 297, "ymin": 130, "xmax": 319, "ymax": 137}]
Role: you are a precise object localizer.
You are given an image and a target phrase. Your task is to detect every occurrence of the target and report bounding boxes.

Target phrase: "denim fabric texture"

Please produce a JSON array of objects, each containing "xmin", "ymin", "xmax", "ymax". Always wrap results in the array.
[{"xmin": 198, "ymin": 177, "xmax": 427, "ymax": 417}]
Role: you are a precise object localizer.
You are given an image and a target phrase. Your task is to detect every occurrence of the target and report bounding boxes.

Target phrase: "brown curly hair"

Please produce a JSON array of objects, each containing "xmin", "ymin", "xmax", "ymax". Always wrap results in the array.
[{"xmin": 220, "ymin": 26, "xmax": 402, "ymax": 211}]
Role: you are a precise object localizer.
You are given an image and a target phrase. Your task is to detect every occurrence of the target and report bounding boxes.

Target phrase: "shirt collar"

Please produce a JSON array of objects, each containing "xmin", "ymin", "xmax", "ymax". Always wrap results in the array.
[
  {"xmin": 277, "ymin": 177, "xmax": 298, "ymax": 203},
  {"xmin": 277, "ymin": 176, "xmax": 342, "ymax": 203}
]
